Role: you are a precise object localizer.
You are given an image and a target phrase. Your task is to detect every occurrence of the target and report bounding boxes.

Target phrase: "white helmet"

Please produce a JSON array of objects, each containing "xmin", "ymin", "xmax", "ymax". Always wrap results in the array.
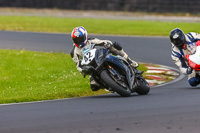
[{"xmin": 71, "ymin": 26, "xmax": 88, "ymax": 48}]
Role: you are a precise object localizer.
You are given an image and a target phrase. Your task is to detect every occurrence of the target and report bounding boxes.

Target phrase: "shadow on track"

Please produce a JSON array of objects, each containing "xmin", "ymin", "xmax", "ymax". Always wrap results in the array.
[{"xmin": 88, "ymin": 93, "xmax": 152, "ymax": 99}]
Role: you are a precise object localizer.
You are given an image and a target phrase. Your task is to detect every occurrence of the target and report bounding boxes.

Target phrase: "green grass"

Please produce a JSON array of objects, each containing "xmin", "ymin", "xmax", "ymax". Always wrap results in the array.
[
  {"xmin": 0, "ymin": 49, "xmax": 108, "ymax": 104},
  {"xmin": 0, "ymin": 49, "xmax": 147, "ymax": 104},
  {"xmin": 0, "ymin": 15, "xmax": 200, "ymax": 36}
]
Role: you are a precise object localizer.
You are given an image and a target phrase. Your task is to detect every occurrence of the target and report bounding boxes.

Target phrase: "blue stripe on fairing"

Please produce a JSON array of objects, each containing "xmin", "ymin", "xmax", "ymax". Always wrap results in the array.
[{"xmin": 84, "ymin": 49, "xmax": 89, "ymax": 53}]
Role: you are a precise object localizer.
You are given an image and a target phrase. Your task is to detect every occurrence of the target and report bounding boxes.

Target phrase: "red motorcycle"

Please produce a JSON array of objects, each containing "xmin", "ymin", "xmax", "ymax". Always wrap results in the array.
[{"xmin": 186, "ymin": 41, "xmax": 200, "ymax": 72}]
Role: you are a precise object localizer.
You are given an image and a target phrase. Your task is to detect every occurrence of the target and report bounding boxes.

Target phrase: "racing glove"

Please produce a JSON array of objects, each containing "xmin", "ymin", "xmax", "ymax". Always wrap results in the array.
[
  {"xmin": 186, "ymin": 66, "xmax": 193, "ymax": 74},
  {"xmin": 104, "ymin": 41, "xmax": 113, "ymax": 48}
]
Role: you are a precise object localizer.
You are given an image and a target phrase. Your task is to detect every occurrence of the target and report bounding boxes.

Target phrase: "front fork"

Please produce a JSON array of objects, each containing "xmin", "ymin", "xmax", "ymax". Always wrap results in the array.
[{"xmin": 107, "ymin": 64, "xmax": 121, "ymax": 80}]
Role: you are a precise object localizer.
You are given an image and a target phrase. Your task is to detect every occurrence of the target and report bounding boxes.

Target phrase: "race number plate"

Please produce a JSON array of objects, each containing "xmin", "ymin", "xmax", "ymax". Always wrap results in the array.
[{"xmin": 81, "ymin": 49, "xmax": 96, "ymax": 65}]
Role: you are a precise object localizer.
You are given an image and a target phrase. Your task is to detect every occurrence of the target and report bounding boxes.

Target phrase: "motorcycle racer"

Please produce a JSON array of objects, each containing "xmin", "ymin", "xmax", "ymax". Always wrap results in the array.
[
  {"xmin": 70, "ymin": 26, "xmax": 139, "ymax": 91},
  {"xmin": 170, "ymin": 28, "xmax": 200, "ymax": 86}
]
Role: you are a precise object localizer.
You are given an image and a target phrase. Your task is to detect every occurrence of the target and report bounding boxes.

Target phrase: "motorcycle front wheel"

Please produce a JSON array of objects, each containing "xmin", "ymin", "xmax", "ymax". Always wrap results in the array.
[
  {"xmin": 135, "ymin": 77, "xmax": 150, "ymax": 95},
  {"xmin": 100, "ymin": 70, "xmax": 131, "ymax": 97}
]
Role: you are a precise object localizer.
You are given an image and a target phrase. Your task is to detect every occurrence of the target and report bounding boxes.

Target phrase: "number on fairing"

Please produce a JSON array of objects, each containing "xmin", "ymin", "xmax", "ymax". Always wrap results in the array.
[{"xmin": 82, "ymin": 49, "xmax": 96, "ymax": 65}]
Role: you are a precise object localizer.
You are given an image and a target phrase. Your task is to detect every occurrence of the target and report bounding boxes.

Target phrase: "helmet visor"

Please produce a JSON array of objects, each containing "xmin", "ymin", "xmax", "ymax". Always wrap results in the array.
[
  {"xmin": 173, "ymin": 38, "xmax": 185, "ymax": 48},
  {"xmin": 72, "ymin": 36, "xmax": 85, "ymax": 46}
]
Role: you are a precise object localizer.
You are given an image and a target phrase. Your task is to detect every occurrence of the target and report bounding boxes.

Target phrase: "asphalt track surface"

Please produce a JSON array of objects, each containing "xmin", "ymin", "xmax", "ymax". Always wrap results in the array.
[{"xmin": 0, "ymin": 31, "xmax": 200, "ymax": 133}]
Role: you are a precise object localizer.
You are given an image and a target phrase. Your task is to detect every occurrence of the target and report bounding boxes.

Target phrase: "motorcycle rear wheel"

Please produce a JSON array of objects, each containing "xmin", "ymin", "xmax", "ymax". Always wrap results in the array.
[{"xmin": 100, "ymin": 70, "xmax": 131, "ymax": 97}]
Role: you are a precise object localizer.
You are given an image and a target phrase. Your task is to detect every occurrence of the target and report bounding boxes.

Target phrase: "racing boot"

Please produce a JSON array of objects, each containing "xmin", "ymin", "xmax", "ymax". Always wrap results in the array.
[
  {"xmin": 127, "ymin": 57, "xmax": 139, "ymax": 68},
  {"xmin": 126, "ymin": 57, "xmax": 144, "ymax": 74},
  {"xmin": 122, "ymin": 52, "xmax": 139, "ymax": 68}
]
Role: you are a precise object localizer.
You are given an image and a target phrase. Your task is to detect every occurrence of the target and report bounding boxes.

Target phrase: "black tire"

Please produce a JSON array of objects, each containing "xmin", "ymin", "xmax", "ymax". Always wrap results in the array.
[
  {"xmin": 135, "ymin": 78, "xmax": 150, "ymax": 95},
  {"xmin": 100, "ymin": 70, "xmax": 131, "ymax": 97}
]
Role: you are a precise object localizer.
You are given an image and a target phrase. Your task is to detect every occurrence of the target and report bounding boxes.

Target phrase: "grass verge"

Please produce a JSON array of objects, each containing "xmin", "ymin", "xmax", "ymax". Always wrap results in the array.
[
  {"xmin": 0, "ymin": 49, "xmax": 148, "ymax": 104},
  {"xmin": 0, "ymin": 15, "xmax": 200, "ymax": 36}
]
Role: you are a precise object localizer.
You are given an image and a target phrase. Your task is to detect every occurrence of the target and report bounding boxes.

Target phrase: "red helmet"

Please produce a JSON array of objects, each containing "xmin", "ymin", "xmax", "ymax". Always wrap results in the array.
[{"xmin": 71, "ymin": 26, "xmax": 88, "ymax": 48}]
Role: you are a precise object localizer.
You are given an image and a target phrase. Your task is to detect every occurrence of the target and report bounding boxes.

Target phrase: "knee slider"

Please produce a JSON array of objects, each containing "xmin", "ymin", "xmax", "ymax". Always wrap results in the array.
[
  {"xmin": 90, "ymin": 84, "xmax": 100, "ymax": 91},
  {"xmin": 188, "ymin": 77, "xmax": 199, "ymax": 87},
  {"xmin": 113, "ymin": 42, "xmax": 122, "ymax": 50}
]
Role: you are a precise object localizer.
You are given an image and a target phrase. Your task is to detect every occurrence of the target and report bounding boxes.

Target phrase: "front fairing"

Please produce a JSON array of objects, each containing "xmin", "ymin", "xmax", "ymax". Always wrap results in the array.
[
  {"xmin": 94, "ymin": 49, "xmax": 134, "ymax": 89},
  {"xmin": 94, "ymin": 48, "xmax": 110, "ymax": 66},
  {"xmin": 105, "ymin": 55, "xmax": 134, "ymax": 88},
  {"xmin": 94, "ymin": 48, "xmax": 130, "ymax": 74},
  {"xmin": 186, "ymin": 45, "xmax": 200, "ymax": 71}
]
